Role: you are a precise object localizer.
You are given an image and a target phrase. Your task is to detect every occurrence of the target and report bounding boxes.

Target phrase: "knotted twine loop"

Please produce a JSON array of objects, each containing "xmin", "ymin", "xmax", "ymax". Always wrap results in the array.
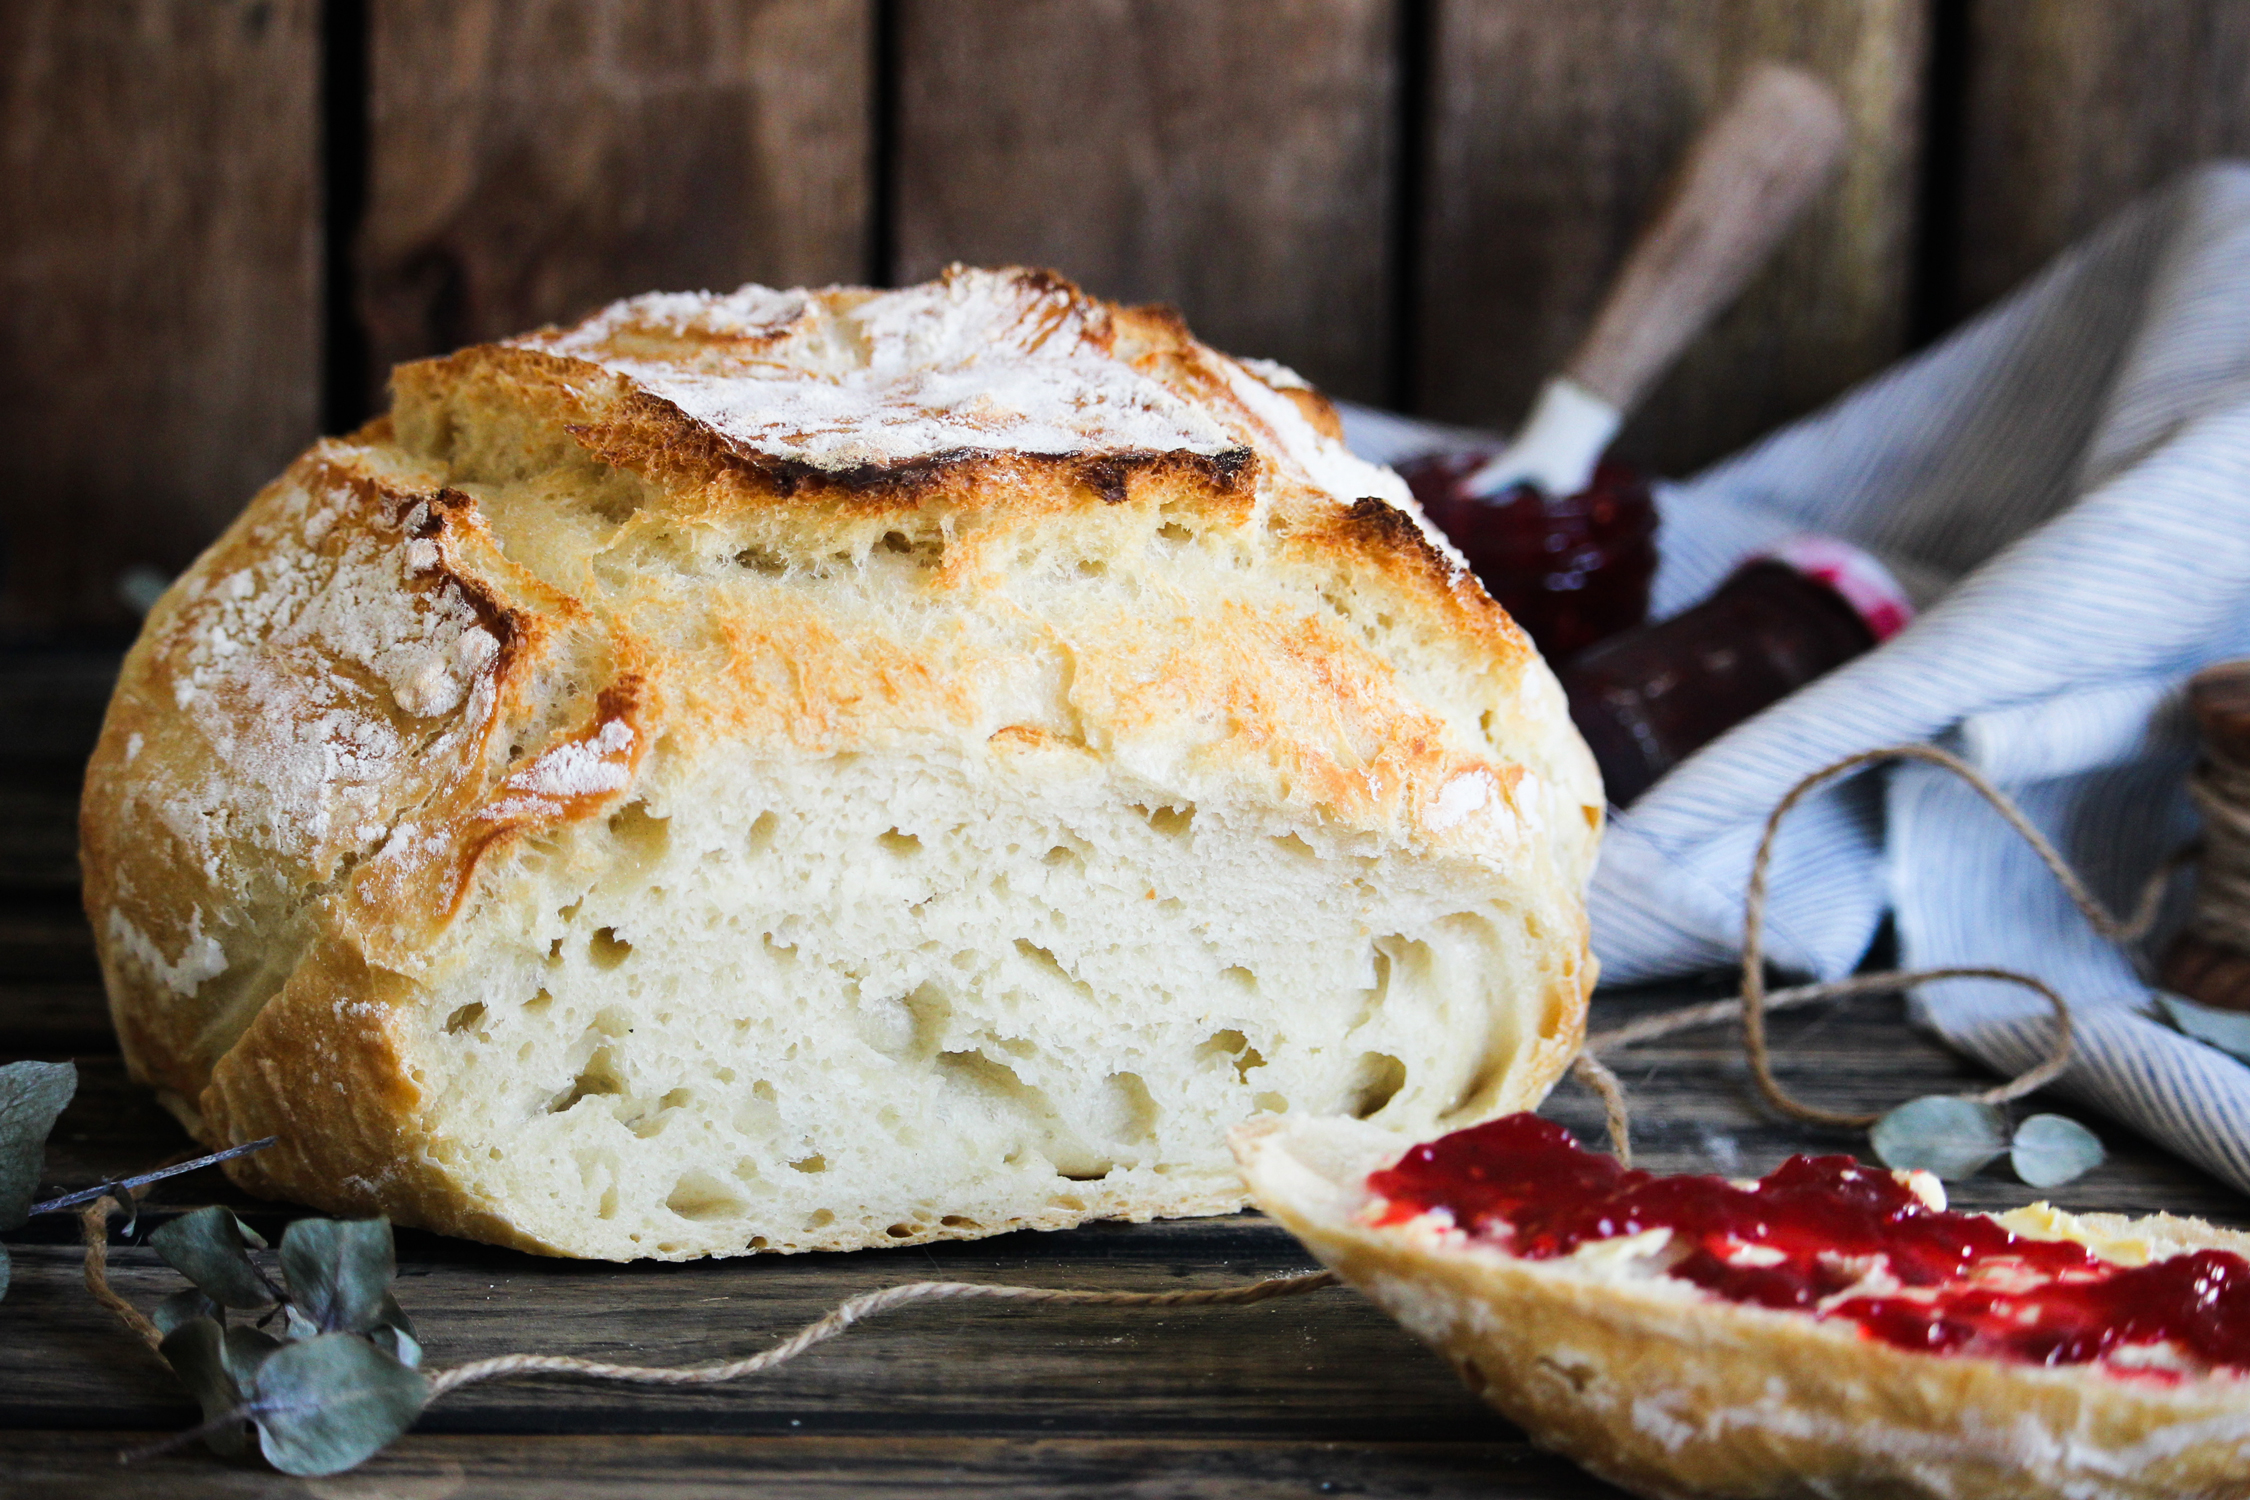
[{"xmin": 1584, "ymin": 741, "xmax": 2185, "ymax": 1133}]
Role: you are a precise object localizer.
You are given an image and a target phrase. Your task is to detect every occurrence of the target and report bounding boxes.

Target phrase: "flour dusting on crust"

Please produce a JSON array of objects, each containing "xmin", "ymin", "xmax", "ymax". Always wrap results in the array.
[
  {"xmin": 517, "ymin": 267, "xmax": 1429, "ymax": 551},
  {"xmin": 153, "ymin": 456, "xmax": 501, "ymax": 874}
]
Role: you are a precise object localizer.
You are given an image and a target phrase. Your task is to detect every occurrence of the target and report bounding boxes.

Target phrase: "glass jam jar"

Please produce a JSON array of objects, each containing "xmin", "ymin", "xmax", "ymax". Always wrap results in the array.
[{"xmin": 1557, "ymin": 537, "xmax": 1915, "ymax": 806}]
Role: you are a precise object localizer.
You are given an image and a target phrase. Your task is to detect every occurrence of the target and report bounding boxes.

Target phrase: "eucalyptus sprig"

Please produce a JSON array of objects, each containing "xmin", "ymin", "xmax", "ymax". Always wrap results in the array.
[
  {"xmin": 1870, "ymin": 1095, "xmax": 2106, "ymax": 1186},
  {"xmin": 138, "ymin": 1208, "xmax": 428, "ymax": 1474},
  {"xmin": 0, "ymin": 1059, "xmax": 79, "ymax": 1299}
]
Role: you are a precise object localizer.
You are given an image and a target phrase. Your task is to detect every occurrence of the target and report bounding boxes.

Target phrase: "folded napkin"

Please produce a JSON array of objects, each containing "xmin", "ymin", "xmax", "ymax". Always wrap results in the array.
[{"xmin": 1341, "ymin": 163, "xmax": 2250, "ymax": 1195}]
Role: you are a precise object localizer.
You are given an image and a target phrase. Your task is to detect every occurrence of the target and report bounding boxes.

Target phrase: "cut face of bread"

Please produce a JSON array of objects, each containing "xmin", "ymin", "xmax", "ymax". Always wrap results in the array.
[
  {"xmin": 83, "ymin": 267, "xmax": 1602, "ymax": 1259},
  {"xmin": 1235, "ymin": 1113, "xmax": 2250, "ymax": 1500}
]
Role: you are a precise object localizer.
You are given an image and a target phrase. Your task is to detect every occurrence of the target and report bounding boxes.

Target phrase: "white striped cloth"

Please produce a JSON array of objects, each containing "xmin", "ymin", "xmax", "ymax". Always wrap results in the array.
[{"xmin": 1339, "ymin": 164, "xmax": 2250, "ymax": 1195}]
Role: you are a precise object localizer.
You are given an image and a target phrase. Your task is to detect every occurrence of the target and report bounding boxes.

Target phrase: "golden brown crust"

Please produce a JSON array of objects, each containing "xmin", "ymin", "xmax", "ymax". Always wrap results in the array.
[
  {"xmin": 86, "ymin": 267, "xmax": 1603, "ymax": 1258},
  {"xmin": 1236, "ymin": 1117, "xmax": 2250, "ymax": 1500}
]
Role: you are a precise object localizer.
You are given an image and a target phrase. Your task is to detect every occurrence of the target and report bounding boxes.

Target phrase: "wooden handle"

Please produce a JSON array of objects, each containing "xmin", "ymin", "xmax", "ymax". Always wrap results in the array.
[{"xmin": 1563, "ymin": 62, "xmax": 1848, "ymax": 414}]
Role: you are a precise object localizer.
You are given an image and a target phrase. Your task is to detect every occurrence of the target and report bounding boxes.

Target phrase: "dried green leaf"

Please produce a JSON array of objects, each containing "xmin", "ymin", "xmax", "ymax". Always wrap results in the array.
[
  {"xmin": 222, "ymin": 1324, "xmax": 283, "ymax": 1384},
  {"xmin": 2157, "ymin": 990, "xmax": 2250, "ymax": 1062},
  {"xmin": 370, "ymin": 1291, "xmax": 422, "ymax": 1369},
  {"xmin": 249, "ymin": 1332, "xmax": 428, "ymax": 1477},
  {"xmin": 2011, "ymin": 1113, "xmax": 2106, "ymax": 1188},
  {"xmin": 280, "ymin": 1218, "xmax": 395, "ymax": 1335},
  {"xmin": 158, "ymin": 1317, "xmax": 254, "ymax": 1459},
  {"xmin": 0, "ymin": 1060, "xmax": 76, "ymax": 1229},
  {"xmin": 152, "ymin": 1288, "xmax": 220, "ymax": 1337},
  {"xmin": 1869, "ymin": 1095, "xmax": 2011, "ymax": 1181},
  {"xmin": 150, "ymin": 1206, "xmax": 277, "ymax": 1310}
]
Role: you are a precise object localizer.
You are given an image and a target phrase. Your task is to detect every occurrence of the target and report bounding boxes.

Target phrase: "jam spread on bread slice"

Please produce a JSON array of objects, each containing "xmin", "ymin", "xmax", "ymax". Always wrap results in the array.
[{"xmin": 1368, "ymin": 1114, "xmax": 2250, "ymax": 1373}]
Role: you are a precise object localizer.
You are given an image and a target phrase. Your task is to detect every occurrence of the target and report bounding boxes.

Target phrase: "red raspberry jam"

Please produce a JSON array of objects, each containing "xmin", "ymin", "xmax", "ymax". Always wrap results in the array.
[
  {"xmin": 1400, "ymin": 455, "xmax": 1658, "ymax": 663},
  {"xmin": 1366, "ymin": 1114, "xmax": 2250, "ymax": 1373}
]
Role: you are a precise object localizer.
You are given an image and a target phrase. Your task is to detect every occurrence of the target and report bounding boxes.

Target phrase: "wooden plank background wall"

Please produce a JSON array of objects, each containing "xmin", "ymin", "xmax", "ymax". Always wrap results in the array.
[{"xmin": 7, "ymin": 0, "xmax": 2250, "ymax": 639}]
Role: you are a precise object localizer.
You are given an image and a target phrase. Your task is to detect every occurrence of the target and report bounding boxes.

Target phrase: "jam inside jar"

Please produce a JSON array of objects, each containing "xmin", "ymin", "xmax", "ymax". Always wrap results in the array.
[{"xmin": 1401, "ymin": 453, "xmax": 1659, "ymax": 663}]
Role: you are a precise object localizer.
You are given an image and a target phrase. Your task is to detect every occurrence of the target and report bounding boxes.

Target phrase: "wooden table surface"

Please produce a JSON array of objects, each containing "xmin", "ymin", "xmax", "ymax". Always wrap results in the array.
[{"xmin": 6, "ymin": 650, "xmax": 2244, "ymax": 1498}]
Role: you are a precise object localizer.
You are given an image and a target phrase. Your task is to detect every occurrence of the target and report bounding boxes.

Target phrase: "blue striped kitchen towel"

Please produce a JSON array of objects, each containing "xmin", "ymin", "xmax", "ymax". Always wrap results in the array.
[{"xmin": 1341, "ymin": 163, "xmax": 2250, "ymax": 1196}]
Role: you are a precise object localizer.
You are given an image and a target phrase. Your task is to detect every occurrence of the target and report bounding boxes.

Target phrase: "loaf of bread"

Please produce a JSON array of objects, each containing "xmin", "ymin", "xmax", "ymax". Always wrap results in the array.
[
  {"xmin": 83, "ymin": 266, "xmax": 1601, "ymax": 1259},
  {"xmin": 1235, "ymin": 1114, "xmax": 2250, "ymax": 1500}
]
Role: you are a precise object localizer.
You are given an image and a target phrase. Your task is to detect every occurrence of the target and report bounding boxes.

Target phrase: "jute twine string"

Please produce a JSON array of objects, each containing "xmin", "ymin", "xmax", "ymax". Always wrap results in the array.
[
  {"xmin": 80, "ymin": 1198, "xmax": 162, "ymax": 1353},
  {"xmin": 424, "ymin": 1271, "xmax": 1338, "ymax": 1397},
  {"xmin": 75, "ymin": 744, "xmax": 2182, "ymax": 1408},
  {"xmin": 1581, "ymin": 742, "xmax": 2183, "ymax": 1143}
]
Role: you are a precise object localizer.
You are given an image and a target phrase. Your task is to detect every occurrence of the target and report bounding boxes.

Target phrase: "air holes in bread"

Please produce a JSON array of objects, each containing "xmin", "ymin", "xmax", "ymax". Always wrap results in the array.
[
  {"xmin": 790, "ymin": 1154, "xmax": 828, "ymax": 1174},
  {"xmin": 444, "ymin": 1002, "xmax": 487, "ymax": 1035},
  {"xmin": 879, "ymin": 827, "xmax": 922, "ymax": 856},
  {"xmin": 1199, "ymin": 1029, "xmax": 1267, "ymax": 1083},
  {"xmin": 876, "ymin": 529, "xmax": 943, "ymax": 568},
  {"xmin": 589, "ymin": 926, "xmax": 632, "ymax": 969},
  {"xmin": 733, "ymin": 546, "xmax": 786, "ymax": 575},
  {"xmin": 548, "ymin": 1045, "xmax": 626, "ymax": 1112},
  {"xmin": 1156, "ymin": 521, "xmax": 1193, "ymax": 543},
  {"xmin": 805, "ymin": 1209, "xmax": 835, "ymax": 1230},
  {"xmin": 938, "ymin": 1048, "xmax": 1036, "ymax": 1106},
  {"xmin": 1013, "ymin": 939, "xmax": 1080, "ymax": 991},
  {"xmin": 1273, "ymin": 831, "xmax": 1318, "ymax": 860},
  {"xmin": 1105, "ymin": 1071, "xmax": 1157, "ymax": 1142},
  {"xmin": 1144, "ymin": 803, "xmax": 1194, "ymax": 838},
  {"xmin": 667, "ymin": 1172, "xmax": 745, "ymax": 1222},
  {"xmin": 1348, "ymin": 1053, "xmax": 1407, "ymax": 1119},
  {"xmin": 606, "ymin": 800, "xmax": 671, "ymax": 863},
  {"xmin": 747, "ymin": 810, "xmax": 779, "ymax": 852}
]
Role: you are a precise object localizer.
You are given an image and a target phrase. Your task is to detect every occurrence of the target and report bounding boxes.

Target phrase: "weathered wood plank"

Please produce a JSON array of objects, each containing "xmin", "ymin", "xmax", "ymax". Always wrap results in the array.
[
  {"xmin": 0, "ymin": 652, "xmax": 115, "ymax": 907},
  {"xmin": 356, "ymin": 0, "xmax": 875, "ymax": 407},
  {"xmin": 891, "ymin": 0, "xmax": 1402, "ymax": 402},
  {"xmin": 1411, "ymin": 0, "xmax": 1926, "ymax": 476},
  {"xmin": 6, "ymin": 1431, "xmax": 1619, "ymax": 1499},
  {"xmin": 0, "ymin": 1, "xmax": 321, "ymax": 638},
  {"xmin": 1950, "ymin": 0, "xmax": 2250, "ymax": 319}
]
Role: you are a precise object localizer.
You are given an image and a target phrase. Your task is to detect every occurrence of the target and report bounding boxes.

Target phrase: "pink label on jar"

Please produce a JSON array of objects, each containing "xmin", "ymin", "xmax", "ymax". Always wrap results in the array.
[{"xmin": 1768, "ymin": 535, "xmax": 1915, "ymax": 642}]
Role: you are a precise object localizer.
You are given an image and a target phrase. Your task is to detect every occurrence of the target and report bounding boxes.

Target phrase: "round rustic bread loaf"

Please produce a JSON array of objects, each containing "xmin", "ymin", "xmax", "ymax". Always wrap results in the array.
[{"xmin": 82, "ymin": 266, "xmax": 1602, "ymax": 1259}]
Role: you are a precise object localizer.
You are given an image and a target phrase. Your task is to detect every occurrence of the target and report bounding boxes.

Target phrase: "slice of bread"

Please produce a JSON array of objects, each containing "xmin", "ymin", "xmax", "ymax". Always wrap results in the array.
[
  {"xmin": 1234, "ymin": 1114, "xmax": 2250, "ymax": 1500},
  {"xmin": 83, "ymin": 266, "xmax": 1601, "ymax": 1260}
]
